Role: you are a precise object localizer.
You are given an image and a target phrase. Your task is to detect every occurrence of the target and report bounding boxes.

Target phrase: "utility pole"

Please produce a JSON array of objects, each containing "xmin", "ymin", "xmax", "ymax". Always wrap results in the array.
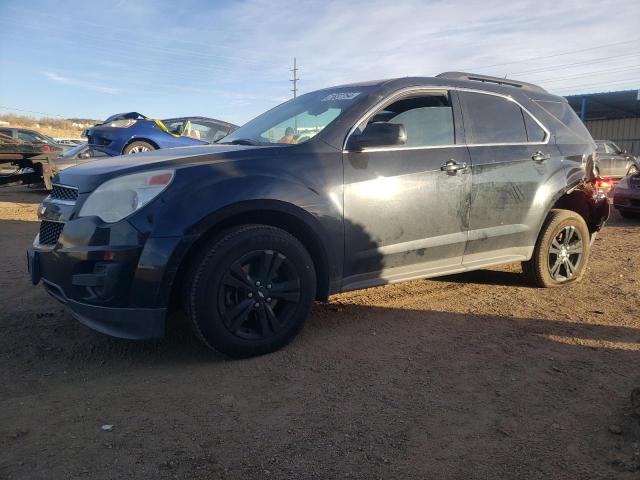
[
  {"xmin": 290, "ymin": 57, "xmax": 300, "ymax": 131},
  {"xmin": 290, "ymin": 57, "xmax": 299, "ymax": 98}
]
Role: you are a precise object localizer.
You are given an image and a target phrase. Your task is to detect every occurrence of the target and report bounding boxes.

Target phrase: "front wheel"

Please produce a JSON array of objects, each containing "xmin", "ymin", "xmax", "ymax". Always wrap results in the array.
[
  {"xmin": 522, "ymin": 209, "xmax": 591, "ymax": 288},
  {"xmin": 123, "ymin": 141, "xmax": 155, "ymax": 154},
  {"xmin": 185, "ymin": 225, "xmax": 316, "ymax": 358}
]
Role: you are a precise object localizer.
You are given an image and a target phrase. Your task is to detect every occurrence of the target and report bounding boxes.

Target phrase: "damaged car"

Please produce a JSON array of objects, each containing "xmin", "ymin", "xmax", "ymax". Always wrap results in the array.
[
  {"xmin": 86, "ymin": 113, "xmax": 238, "ymax": 156},
  {"xmin": 29, "ymin": 72, "xmax": 609, "ymax": 358}
]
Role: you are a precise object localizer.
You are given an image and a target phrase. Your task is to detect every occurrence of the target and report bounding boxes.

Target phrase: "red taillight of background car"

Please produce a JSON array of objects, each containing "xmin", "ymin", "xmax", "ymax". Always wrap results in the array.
[
  {"xmin": 596, "ymin": 177, "xmax": 613, "ymax": 194},
  {"xmin": 41, "ymin": 145, "xmax": 50, "ymax": 152}
]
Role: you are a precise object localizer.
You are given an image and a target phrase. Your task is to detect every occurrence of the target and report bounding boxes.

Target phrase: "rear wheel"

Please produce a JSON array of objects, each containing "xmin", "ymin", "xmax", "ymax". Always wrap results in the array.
[
  {"xmin": 123, "ymin": 141, "xmax": 155, "ymax": 154},
  {"xmin": 522, "ymin": 209, "xmax": 590, "ymax": 287},
  {"xmin": 185, "ymin": 225, "xmax": 316, "ymax": 358}
]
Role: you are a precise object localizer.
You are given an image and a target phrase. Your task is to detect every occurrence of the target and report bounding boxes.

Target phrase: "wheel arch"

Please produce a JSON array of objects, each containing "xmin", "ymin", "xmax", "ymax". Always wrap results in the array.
[
  {"xmin": 121, "ymin": 137, "xmax": 160, "ymax": 154},
  {"xmin": 547, "ymin": 183, "xmax": 608, "ymax": 235},
  {"xmin": 166, "ymin": 199, "xmax": 333, "ymax": 308}
]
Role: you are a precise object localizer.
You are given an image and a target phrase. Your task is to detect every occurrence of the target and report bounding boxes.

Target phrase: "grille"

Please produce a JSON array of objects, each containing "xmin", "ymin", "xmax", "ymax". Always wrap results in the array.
[
  {"xmin": 39, "ymin": 220, "xmax": 64, "ymax": 246},
  {"xmin": 50, "ymin": 184, "xmax": 78, "ymax": 202}
]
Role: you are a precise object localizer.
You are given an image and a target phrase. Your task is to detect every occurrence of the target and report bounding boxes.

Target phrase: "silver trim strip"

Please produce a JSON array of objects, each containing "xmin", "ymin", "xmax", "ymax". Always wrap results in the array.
[
  {"xmin": 47, "ymin": 198, "xmax": 76, "ymax": 206},
  {"xmin": 342, "ymin": 86, "xmax": 551, "ymax": 153},
  {"xmin": 52, "ymin": 183, "xmax": 78, "ymax": 191}
]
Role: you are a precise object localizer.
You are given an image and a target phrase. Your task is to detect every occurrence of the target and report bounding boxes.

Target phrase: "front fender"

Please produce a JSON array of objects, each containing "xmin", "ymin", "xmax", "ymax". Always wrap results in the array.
[{"xmin": 128, "ymin": 161, "xmax": 344, "ymax": 306}]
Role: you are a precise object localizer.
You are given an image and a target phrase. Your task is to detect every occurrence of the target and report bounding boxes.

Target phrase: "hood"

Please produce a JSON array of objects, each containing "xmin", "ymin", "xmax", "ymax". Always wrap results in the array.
[
  {"xmin": 57, "ymin": 144, "xmax": 268, "ymax": 193},
  {"xmin": 102, "ymin": 112, "xmax": 147, "ymax": 124}
]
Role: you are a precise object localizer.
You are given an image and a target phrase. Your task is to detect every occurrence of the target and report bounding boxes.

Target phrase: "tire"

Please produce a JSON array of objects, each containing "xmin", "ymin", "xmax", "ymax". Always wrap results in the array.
[
  {"xmin": 185, "ymin": 225, "xmax": 316, "ymax": 358},
  {"xmin": 123, "ymin": 141, "xmax": 155, "ymax": 154},
  {"xmin": 618, "ymin": 209, "xmax": 640, "ymax": 219},
  {"xmin": 521, "ymin": 209, "xmax": 591, "ymax": 288}
]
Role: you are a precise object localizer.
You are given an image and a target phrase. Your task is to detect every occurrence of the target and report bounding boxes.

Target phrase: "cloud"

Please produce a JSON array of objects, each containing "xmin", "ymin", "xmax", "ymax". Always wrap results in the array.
[{"xmin": 43, "ymin": 71, "xmax": 119, "ymax": 95}]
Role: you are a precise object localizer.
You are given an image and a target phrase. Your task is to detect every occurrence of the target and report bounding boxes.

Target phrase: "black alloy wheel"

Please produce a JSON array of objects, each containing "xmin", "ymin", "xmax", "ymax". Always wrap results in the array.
[{"xmin": 185, "ymin": 225, "xmax": 316, "ymax": 358}]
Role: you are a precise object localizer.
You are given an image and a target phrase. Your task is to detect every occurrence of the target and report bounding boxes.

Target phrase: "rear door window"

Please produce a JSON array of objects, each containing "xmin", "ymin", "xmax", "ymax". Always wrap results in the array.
[
  {"xmin": 459, "ymin": 92, "xmax": 527, "ymax": 144},
  {"xmin": 523, "ymin": 113, "xmax": 546, "ymax": 142}
]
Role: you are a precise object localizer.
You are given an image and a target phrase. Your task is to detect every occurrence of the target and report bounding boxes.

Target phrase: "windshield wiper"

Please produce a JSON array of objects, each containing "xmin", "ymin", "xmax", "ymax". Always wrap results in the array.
[{"xmin": 219, "ymin": 138, "xmax": 261, "ymax": 146}]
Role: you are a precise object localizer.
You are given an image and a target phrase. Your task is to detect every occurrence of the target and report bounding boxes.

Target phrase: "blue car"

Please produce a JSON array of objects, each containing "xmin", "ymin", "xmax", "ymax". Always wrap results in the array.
[{"xmin": 86, "ymin": 112, "xmax": 238, "ymax": 156}]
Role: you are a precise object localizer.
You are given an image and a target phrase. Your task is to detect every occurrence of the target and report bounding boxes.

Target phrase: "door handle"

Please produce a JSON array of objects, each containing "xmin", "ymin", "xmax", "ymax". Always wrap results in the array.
[
  {"xmin": 532, "ymin": 151, "xmax": 550, "ymax": 163},
  {"xmin": 441, "ymin": 159, "xmax": 467, "ymax": 174}
]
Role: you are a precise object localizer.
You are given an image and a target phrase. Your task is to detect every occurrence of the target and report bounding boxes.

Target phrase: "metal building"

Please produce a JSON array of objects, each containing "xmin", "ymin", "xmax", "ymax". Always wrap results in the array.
[{"xmin": 565, "ymin": 90, "xmax": 640, "ymax": 155}]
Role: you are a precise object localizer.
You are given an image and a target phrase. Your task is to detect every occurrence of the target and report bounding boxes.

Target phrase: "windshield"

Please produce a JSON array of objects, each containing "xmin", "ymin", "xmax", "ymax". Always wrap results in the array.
[{"xmin": 221, "ymin": 86, "xmax": 374, "ymax": 145}]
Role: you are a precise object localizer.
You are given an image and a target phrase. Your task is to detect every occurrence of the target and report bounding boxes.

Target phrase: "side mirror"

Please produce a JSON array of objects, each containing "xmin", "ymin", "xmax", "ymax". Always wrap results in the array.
[{"xmin": 349, "ymin": 122, "xmax": 407, "ymax": 150}]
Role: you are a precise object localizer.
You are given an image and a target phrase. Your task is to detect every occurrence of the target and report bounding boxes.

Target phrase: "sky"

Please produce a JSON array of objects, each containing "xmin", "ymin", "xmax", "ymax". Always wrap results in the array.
[{"xmin": 0, "ymin": 0, "xmax": 638, "ymax": 124}]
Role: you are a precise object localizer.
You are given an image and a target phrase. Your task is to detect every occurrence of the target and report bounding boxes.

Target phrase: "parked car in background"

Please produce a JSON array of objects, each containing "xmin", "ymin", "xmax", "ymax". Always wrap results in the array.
[
  {"xmin": 613, "ymin": 171, "xmax": 640, "ymax": 218},
  {"xmin": 86, "ymin": 112, "xmax": 238, "ymax": 156},
  {"xmin": 0, "ymin": 127, "xmax": 68, "ymax": 153},
  {"xmin": 0, "ymin": 133, "xmax": 56, "ymax": 188},
  {"xmin": 54, "ymin": 143, "xmax": 107, "ymax": 171},
  {"xmin": 29, "ymin": 72, "xmax": 609, "ymax": 358},
  {"xmin": 594, "ymin": 140, "xmax": 638, "ymax": 177}
]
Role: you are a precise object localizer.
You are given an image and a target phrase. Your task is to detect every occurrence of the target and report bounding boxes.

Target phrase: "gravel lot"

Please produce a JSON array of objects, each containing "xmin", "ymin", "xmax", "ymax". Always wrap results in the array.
[{"xmin": 1, "ymin": 186, "xmax": 639, "ymax": 479}]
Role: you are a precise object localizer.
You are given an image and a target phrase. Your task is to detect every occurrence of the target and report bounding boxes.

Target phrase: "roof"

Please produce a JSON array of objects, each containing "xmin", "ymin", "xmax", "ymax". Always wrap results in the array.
[{"xmin": 564, "ymin": 90, "xmax": 640, "ymax": 121}]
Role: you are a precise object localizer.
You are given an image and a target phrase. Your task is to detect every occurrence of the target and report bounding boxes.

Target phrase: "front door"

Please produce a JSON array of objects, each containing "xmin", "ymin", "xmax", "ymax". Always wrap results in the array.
[{"xmin": 342, "ymin": 89, "xmax": 471, "ymax": 290}]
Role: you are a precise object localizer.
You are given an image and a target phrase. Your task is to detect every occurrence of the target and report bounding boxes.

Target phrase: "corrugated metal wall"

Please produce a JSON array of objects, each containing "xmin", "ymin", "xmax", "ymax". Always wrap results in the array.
[{"xmin": 584, "ymin": 117, "xmax": 640, "ymax": 155}]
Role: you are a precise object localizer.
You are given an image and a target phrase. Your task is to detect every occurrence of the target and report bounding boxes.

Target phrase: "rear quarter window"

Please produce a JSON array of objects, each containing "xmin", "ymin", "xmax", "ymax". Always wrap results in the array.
[{"xmin": 534, "ymin": 100, "xmax": 593, "ymax": 144}]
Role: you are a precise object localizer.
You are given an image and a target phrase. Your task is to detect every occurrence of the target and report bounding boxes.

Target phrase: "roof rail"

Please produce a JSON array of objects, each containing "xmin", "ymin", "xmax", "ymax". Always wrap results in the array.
[{"xmin": 436, "ymin": 71, "xmax": 547, "ymax": 94}]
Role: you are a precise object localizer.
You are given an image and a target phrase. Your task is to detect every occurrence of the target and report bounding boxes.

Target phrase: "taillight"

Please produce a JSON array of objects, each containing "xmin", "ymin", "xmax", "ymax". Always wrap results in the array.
[
  {"xmin": 596, "ymin": 177, "xmax": 613, "ymax": 194},
  {"xmin": 41, "ymin": 145, "xmax": 50, "ymax": 152}
]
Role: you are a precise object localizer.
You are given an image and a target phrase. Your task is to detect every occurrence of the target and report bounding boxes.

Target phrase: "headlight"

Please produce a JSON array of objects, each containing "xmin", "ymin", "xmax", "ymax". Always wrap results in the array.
[
  {"xmin": 106, "ymin": 119, "xmax": 137, "ymax": 128},
  {"xmin": 78, "ymin": 170, "xmax": 174, "ymax": 223}
]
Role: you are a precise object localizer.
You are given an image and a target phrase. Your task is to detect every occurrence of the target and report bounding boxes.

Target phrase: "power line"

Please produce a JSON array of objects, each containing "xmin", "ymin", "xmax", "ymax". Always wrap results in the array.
[
  {"xmin": 478, "ymin": 38, "xmax": 640, "ymax": 69},
  {"xmin": 0, "ymin": 105, "xmax": 68, "ymax": 118},
  {"xmin": 510, "ymin": 52, "xmax": 640, "ymax": 76},
  {"xmin": 534, "ymin": 65, "xmax": 640, "ymax": 84},
  {"xmin": 551, "ymin": 78, "xmax": 640, "ymax": 94}
]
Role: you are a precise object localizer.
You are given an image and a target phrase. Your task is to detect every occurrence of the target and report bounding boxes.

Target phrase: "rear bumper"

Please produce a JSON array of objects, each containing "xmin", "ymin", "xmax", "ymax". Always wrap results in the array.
[
  {"xmin": 613, "ymin": 187, "xmax": 640, "ymax": 212},
  {"xmin": 42, "ymin": 277, "xmax": 166, "ymax": 339}
]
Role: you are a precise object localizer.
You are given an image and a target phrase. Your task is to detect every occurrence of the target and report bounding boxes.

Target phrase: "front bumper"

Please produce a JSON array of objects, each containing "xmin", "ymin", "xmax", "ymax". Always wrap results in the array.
[
  {"xmin": 29, "ymin": 192, "xmax": 185, "ymax": 339},
  {"xmin": 28, "ymin": 241, "xmax": 169, "ymax": 339}
]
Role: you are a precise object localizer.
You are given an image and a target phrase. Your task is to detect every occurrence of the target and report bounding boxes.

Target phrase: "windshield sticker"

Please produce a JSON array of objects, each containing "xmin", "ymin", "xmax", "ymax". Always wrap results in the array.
[{"xmin": 321, "ymin": 92, "xmax": 361, "ymax": 102}]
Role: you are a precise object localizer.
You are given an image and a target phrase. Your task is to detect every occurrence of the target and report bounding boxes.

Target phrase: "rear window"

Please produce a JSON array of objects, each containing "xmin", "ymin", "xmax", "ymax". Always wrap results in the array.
[{"xmin": 534, "ymin": 100, "xmax": 592, "ymax": 143}]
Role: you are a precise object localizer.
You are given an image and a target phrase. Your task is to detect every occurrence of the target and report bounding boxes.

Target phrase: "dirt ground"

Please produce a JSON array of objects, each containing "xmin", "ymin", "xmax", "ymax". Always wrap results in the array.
[{"xmin": 0, "ymin": 186, "xmax": 638, "ymax": 480}]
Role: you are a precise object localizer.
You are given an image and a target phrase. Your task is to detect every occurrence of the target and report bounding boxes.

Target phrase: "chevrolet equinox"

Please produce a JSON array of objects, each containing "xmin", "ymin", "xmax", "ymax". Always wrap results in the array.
[{"xmin": 28, "ymin": 72, "xmax": 610, "ymax": 358}]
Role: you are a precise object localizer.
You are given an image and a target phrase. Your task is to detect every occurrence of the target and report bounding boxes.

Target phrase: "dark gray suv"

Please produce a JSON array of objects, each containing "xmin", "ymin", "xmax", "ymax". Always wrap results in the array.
[{"xmin": 29, "ymin": 72, "xmax": 610, "ymax": 358}]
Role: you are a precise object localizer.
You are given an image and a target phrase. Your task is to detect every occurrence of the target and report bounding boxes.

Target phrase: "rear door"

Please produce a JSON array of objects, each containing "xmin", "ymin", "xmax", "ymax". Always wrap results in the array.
[
  {"xmin": 458, "ymin": 90, "xmax": 561, "ymax": 266},
  {"xmin": 342, "ymin": 89, "xmax": 471, "ymax": 289}
]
